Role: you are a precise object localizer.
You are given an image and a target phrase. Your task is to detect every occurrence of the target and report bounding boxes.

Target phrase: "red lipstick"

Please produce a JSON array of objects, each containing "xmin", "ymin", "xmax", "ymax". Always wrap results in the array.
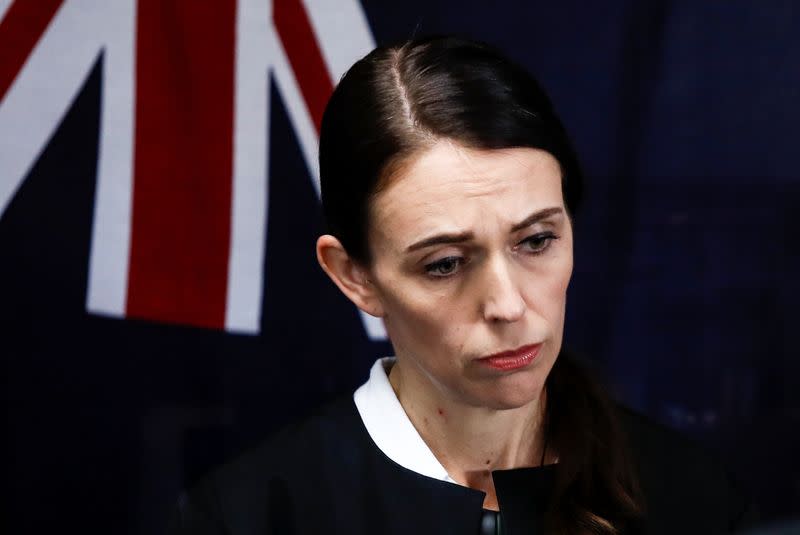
[{"xmin": 478, "ymin": 343, "xmax": 542, "ymax": 371}]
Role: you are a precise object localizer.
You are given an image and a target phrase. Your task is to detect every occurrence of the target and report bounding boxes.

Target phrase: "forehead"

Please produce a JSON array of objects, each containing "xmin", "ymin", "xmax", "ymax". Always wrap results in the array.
[{"xmin": 370, "ymin": 141, "xmax": 564, "ymax": 248}]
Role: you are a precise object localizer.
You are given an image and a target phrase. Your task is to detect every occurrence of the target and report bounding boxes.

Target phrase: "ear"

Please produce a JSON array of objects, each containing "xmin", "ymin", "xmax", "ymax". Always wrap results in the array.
[{"xmin": 316, "ymin": 234, "xmax": 385, "ymax": 317}]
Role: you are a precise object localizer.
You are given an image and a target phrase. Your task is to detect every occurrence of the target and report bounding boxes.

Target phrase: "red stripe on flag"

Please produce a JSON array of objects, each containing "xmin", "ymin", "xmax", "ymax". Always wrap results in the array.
[
  {"xmin": 0, "ymin": 0, "xmax": 64, "ymax": 103},
  {"xmin": 273, "ymin": 0, "xmax": 333, "ymax": 133},
  {"xmin": 127, "ymin": 0, "xmax": 236, "ymax": 329}
]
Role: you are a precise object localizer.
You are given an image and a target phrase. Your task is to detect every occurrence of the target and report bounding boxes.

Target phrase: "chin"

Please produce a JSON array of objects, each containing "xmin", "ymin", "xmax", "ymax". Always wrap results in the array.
[
  {"xmin": 482, "ymin": 391, "xmax": 542, "ymax": 411},
  {"xmin": 469, "ymin": 372, "xmax": 547, "ymax": 411}
]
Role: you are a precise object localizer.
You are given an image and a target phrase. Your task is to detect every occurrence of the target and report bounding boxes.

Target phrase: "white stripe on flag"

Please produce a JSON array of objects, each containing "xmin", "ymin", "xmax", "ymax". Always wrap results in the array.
[
  {"xmin": 0, "ymin": 0, "xmax": 102, "ymax": 220},
  {"xmin": 270, "ymin": 20, "xmax": 321, "ymax": 198},
  {"xmin": 86, "ymin": 0, "xmax": 137, "ymax": 319},
  {"xmin": 301, "ymin": 0, "xmax": 376, "ymax": 82},
  {"xmin": 225, "ymin": 0, "xmax": 271, "ymax": 334},
  {"xmin": 270, "ymin": 13, "xmax": 387, "ymax": 341},
  {"xmin": 0, "ymin": 0, "xmax": 15, "ymax": 25}
]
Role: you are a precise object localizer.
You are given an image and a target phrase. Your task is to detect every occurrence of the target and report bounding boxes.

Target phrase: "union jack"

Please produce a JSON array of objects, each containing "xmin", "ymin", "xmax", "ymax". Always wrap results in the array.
[{"xmin": 0, "ymin": 0, "xmax": 386, "ymax": 339}]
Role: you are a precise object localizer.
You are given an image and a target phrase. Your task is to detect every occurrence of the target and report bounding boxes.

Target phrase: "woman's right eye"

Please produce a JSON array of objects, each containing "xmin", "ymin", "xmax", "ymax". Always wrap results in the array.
[{"xmin": 424, "ymin": 256, "xmax": 463, "ymax": 278}]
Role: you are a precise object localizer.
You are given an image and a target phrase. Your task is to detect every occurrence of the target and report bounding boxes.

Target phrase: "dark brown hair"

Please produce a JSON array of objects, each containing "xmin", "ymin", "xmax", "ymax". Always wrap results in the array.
[{"xmin": 319, "ymin": 35, "xmax": 643, "ymax": 534}]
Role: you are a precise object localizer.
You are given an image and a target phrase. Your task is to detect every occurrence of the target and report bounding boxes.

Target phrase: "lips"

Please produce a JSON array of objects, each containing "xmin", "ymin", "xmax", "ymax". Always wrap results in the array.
[{"xmin": 477, "ymin": 343, "xmax": 542, "ymax": 371}]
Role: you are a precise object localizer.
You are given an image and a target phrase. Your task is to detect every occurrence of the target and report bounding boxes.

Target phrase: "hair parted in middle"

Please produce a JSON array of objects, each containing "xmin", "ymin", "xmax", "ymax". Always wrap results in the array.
[{"xmin": 319, "ymin": 35, "xmax": 583, "ymax": 265}]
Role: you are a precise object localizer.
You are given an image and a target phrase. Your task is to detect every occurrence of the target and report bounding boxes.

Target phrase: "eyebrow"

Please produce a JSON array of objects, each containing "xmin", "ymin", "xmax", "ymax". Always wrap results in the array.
[
  {"xmin": 510, "ymin": 206, "xmax": 564, "ymax": 232},
  {"xmin": 405, "ymin": 206, "xmax": 564, "ymax": 252}
]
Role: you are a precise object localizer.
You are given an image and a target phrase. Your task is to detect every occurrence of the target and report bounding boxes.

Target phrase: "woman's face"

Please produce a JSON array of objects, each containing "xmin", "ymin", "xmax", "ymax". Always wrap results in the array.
[{"xmin": 366, "ymin": 140, "xmax": 574, "ymax": 410}]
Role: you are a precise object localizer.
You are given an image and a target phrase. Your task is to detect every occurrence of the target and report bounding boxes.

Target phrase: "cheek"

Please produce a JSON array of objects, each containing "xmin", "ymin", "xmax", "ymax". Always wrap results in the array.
[
  {"xmin": 391, "ymin": 293, "xmax": 457, "ymax": 341},
  {"xmin": 378, "ymin": 277, "xmax": 466, "ymax": 353},
  {"xmin": 522, "ymin": 253, "xmax": 573, "ymax": 321}
]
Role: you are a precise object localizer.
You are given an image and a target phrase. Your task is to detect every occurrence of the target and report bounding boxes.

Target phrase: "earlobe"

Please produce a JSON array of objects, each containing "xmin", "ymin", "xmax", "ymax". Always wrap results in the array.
[{"xmin": 315, "ymin": 235, "xmax": 385, "ymax": 317}]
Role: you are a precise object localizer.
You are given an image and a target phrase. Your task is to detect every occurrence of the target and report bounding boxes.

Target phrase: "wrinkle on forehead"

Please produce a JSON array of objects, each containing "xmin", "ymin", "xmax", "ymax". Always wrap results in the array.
[{"xmin": 369, "ymin": 141, "xmax": 564, "ymax": 253}]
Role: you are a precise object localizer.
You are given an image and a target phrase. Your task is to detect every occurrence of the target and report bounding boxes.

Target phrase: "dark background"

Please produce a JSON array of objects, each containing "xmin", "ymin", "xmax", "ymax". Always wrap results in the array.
[{"xmin": 3, "ymin": 1, "xmax": 799, "ymax": 533}]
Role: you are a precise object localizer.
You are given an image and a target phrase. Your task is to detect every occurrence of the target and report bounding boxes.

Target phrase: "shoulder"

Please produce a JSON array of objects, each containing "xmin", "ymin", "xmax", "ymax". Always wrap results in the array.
[
  {"xmin": 216, "ymin": 394, "xmax": 366, "ymax": 481},
  {"xmin": 617, "ymin": 407, "xmax": 756, "ymax": 533},
  {"xmin": 168, "ymin": 395, "xmax": 368, "ymax": 534},
  {"xmin": 212, "ymin": 394, "xmax": 369, "ymax": 495},
  {"xmin": 168, "ymin": 393, "xmax": 481, "ymax": 535}
]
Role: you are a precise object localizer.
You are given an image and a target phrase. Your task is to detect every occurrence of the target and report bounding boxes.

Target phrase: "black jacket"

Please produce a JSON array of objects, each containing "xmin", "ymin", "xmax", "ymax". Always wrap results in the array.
[{"xmin": 168, "ymin": 396, "xmax": 754, "ymax": 534}]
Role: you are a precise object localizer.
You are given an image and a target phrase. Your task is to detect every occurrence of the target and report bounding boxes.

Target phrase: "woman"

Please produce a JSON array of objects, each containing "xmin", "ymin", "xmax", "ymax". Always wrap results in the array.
[{"xmin": 170, "ymin": 36, "xmax": 752, "ymax": 534}]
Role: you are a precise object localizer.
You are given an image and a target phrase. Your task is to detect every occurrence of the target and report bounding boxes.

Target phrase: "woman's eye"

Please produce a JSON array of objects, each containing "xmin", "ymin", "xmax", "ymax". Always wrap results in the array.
[
  {"xmin": 424, "ymin": 256, "xmax": 463, "ymax": 278},
  {"xmin": 520, "ymin": 232, "xmax": 558, "ymax": 254}
]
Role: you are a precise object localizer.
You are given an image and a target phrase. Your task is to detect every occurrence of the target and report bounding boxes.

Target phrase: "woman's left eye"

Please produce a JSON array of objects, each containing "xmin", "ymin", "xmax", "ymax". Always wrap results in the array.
[{"xmin": 519, "ymin": 232, "xmax": 559, "ymax": 254}]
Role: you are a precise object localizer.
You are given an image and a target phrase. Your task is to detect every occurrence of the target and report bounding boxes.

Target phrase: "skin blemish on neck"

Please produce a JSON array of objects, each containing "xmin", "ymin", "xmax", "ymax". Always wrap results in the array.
[
  {"xmin": 437, "ymin": 408, "xmax": 445, "ymax": 416},
  {"xmin": 485, "ymin": 459, "xmax": 491, "ymax": 465}
]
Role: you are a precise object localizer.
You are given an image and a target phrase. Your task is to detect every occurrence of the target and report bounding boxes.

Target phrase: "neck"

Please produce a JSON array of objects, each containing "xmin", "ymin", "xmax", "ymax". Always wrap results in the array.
[{"xmin": 388, "ymin": 359, "xmax": 550, "ymax": 510}]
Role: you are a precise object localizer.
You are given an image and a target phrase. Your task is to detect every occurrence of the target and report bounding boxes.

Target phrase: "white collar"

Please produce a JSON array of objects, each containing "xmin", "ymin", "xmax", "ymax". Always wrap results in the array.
[{"xmin": 353, "ymin": 357, "xmax": 458, "ymax": 484}]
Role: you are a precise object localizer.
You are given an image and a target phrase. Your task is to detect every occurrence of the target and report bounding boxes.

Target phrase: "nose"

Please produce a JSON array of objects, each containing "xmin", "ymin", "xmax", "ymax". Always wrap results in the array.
[{"xmin": 480, "ymin": 255, "xmax": 526, "ymax": 324}]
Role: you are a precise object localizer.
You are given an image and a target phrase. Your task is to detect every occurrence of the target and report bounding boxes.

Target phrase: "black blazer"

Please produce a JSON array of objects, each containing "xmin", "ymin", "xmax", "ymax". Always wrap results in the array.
[{"xmin": 168, "ymin": 396, "xmax": 754, "ymax": 534}]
